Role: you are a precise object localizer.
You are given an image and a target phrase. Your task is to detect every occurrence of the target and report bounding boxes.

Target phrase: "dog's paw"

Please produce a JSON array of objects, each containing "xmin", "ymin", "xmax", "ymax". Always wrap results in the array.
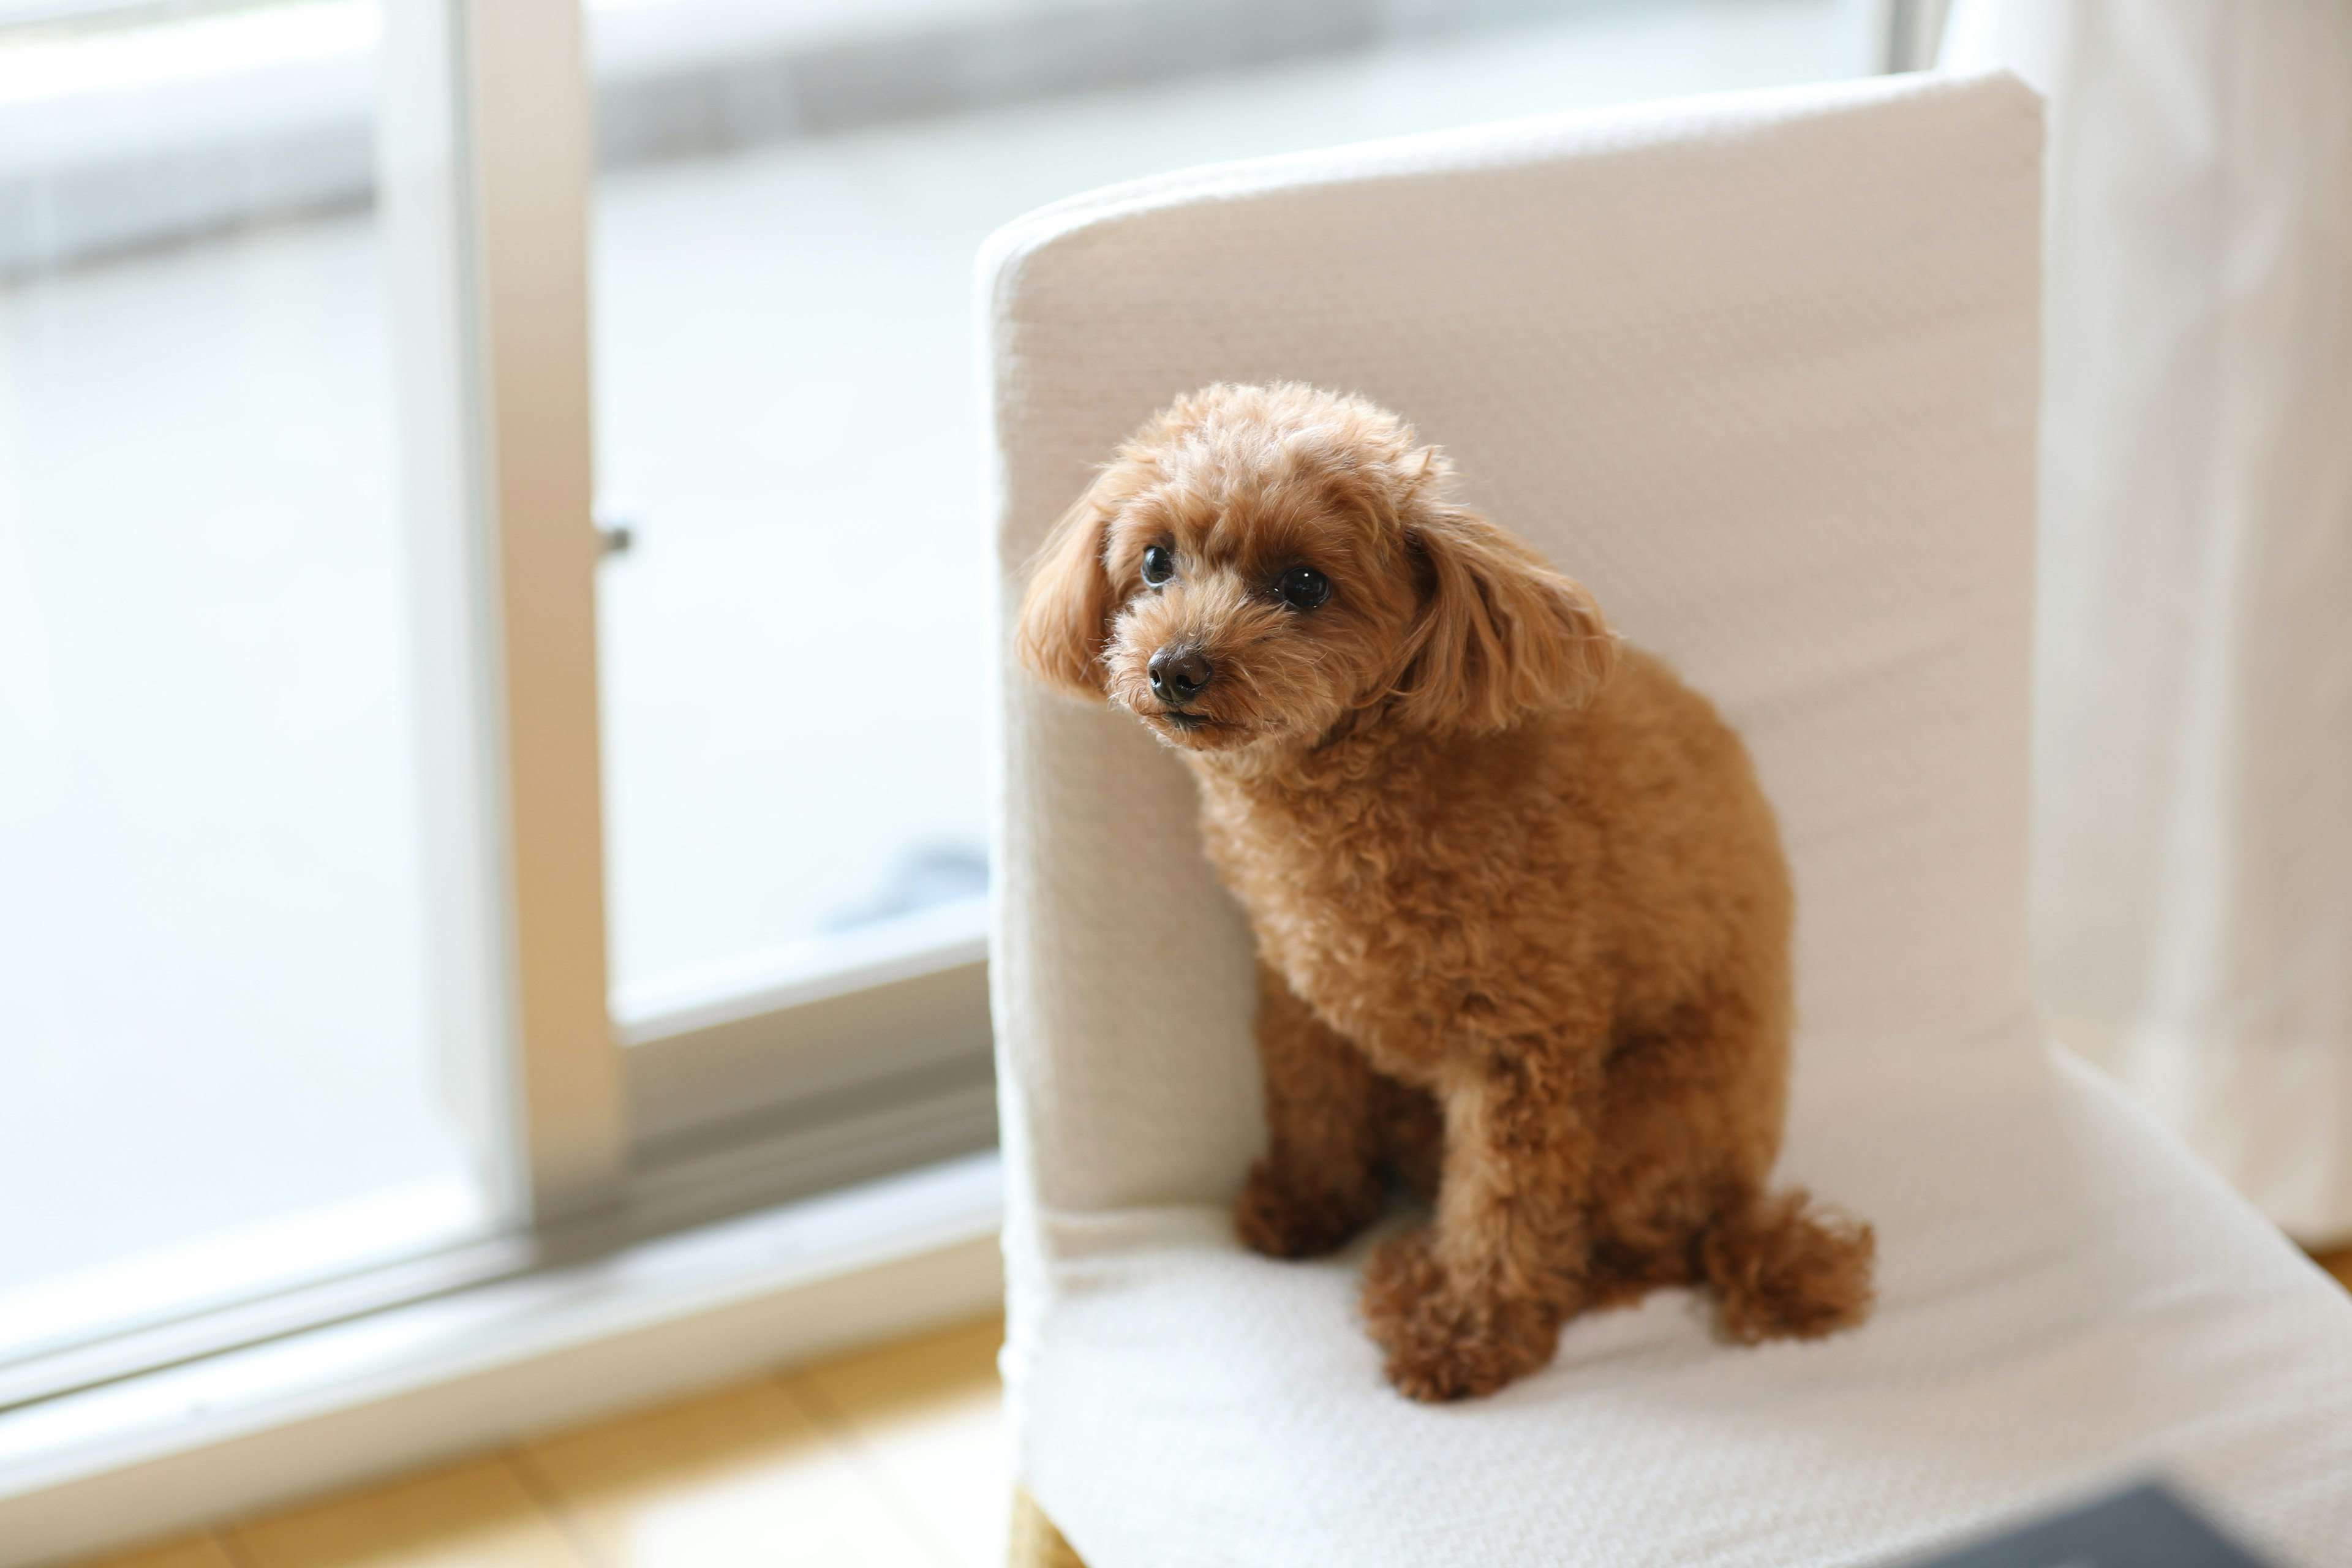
[
  {"xmin": 1233, "ymin": 1161, "xmax": 1379, "ymax": 1259},
  {"xmin": 1362, "ymin": 1229, "xmax": 1563, "ymax": 1401}
]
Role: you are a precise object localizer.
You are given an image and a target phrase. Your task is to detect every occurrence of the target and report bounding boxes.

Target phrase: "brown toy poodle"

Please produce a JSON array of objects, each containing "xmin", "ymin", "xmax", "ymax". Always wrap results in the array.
[{"xmin": 1016, "ymin": 382, "xmax": 1875, "ymax": 1401}]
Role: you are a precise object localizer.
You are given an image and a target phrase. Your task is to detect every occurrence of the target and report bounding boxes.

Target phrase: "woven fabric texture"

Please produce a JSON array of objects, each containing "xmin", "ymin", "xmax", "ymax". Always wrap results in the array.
[{"xmin": 983, "ymin": 70, "xmax": 2352, "ymax": 1567}]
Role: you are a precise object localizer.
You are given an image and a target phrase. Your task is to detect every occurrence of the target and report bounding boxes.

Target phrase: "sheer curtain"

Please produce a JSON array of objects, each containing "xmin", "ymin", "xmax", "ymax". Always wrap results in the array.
[{"xmin": 1943, "ymin": 1, "xmax": 2352, "ymax": 1243}]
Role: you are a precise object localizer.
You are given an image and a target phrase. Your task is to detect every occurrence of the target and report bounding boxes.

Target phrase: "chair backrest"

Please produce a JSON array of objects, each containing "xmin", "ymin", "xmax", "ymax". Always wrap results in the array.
[{"xmin": 986, "ymin": 71, "xmax": 2043, "ymax": 1221}]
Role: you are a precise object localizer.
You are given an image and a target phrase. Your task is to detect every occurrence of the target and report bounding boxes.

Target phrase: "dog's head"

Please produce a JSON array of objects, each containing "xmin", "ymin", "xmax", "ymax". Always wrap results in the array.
[{"xmin": 1014, "ymin": 382, "xmax": 1617, "ymax": 758}]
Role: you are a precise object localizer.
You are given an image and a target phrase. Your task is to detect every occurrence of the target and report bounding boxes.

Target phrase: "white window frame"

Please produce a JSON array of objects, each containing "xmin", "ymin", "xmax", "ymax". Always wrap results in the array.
[{"xmin": 391, "ymin": 0, "xmax": 627, "ymax": 1232}]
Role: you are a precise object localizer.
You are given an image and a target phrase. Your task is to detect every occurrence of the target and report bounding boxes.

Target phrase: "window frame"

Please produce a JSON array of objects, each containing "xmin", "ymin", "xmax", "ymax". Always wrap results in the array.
[{"xmin": 387, "ymin": 0, "xmax": 627, "ymax": 1229}]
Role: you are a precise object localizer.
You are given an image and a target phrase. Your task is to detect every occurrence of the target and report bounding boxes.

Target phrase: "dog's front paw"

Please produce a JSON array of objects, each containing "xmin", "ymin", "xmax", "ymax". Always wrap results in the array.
[
  {"xmin": 1362, "ymin": 1229, "xmax": 1564, "ymax": 1401},
  {"xmin": 1233, "ymin": 1161, "xmax": 1379, "ymax": 1259}
]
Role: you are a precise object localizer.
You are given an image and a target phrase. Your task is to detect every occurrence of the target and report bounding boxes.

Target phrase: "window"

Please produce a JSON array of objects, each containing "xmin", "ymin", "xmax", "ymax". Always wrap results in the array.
[
  {"xmin": 0, "ymin": 0, "xmax": 494, "ymax": 1372},
  {"xmin": 0, "ymin": 0, "xmax": 1877, "ymax": 1508}
]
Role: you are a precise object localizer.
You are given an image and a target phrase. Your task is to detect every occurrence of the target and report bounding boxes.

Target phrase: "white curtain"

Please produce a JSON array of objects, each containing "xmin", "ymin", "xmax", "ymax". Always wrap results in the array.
[{"xmin": 1943, "ymin": 1, "xmax": 2352, "ymax": 1244}]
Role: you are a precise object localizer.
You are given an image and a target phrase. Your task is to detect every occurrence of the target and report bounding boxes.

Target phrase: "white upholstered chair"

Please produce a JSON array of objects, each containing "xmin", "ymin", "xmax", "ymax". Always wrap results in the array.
[{"xmin": 983, "ymin": 70, "xmax": 2352, "ymax": 1567}]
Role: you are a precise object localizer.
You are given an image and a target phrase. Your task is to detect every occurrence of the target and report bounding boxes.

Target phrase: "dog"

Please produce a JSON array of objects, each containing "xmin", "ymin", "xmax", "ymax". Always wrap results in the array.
[{"xmin": 1015, "ymin": 382, "xmax": 1874, "ymax": 1400}]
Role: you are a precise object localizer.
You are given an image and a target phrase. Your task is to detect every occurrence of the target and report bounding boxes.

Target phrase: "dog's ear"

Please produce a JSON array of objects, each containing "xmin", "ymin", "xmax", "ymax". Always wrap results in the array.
[
  {"xmin": 1014, "ymin": 487, "xmax": 1118, "ymax": 699},
  {"xmin": 1389, "ymin": 505, "xmax": 1618, "ymax": 731}
]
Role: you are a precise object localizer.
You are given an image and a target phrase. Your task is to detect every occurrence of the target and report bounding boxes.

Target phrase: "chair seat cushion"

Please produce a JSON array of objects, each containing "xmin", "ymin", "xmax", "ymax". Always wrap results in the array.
[{"xmin": 1017, "ymin": 1054, "xmax": 2352, "ymax": 1567}]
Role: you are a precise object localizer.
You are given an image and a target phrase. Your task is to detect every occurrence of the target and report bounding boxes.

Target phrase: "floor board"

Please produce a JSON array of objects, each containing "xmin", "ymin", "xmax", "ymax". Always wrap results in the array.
[
  {"xmin": 790, "ymin": 1317, "xmax": 1009, "ymax": 1568},
  {"xmin": 81, "ymin": 1543, "xmax": 242, "ymax": 1568},
  {"xmin": 519, "ymin": 1378, "xmax": 935, "ymax": 1567},
  {"xmin": 83, "ymin": 1316, "xmax": 1008, "ymax": 1568},
  {"xmin": 228, "ymin": 1458, "xmax": 587, "ymax": 1568}
]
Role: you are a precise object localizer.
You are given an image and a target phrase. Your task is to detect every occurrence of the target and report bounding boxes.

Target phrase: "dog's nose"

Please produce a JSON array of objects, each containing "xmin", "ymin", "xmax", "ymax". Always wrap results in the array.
[{"xmin": 1148, "ymin": 646, "xmax": 1214, "ymax": 704}]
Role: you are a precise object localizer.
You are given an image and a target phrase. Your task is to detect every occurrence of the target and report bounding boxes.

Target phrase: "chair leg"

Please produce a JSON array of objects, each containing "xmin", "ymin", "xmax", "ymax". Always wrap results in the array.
[{"xmin": 1008, "ymin": 1487, "xmax": 1089, "ymax": 1568}]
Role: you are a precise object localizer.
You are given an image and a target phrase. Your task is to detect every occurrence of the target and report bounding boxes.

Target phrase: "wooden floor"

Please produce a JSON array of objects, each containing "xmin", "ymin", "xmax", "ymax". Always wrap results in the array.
[
  {"xmin": 90, "ymin": 1316, "xmax": 1009, "ymax": 1568},
  {"xmin": 78, "ymin": 1250, "xmax": 2352, "ymax": 1568}
]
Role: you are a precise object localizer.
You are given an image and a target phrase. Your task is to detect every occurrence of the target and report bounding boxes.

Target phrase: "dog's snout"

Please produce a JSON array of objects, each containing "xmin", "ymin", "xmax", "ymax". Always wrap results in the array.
[{"xmin": 1148, "ymin": 645, "xmax": 1214, "ymax": 705}]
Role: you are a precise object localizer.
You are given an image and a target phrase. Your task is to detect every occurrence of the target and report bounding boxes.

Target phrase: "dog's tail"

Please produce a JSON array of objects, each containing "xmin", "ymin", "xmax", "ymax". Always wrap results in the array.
[{"xmin": 1698, "ymin": 1188, "xmax": 1876, "ymax": 1344}]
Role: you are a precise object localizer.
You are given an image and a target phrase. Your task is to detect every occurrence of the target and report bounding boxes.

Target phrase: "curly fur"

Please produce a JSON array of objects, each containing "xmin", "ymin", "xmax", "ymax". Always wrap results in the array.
[{"xmin": 1017, "ymin": 382, "xmax": 1875, "ymax": 1401}]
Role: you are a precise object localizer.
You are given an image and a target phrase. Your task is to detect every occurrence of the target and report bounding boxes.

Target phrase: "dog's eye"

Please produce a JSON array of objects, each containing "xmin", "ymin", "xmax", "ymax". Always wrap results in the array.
[
  {"xmin": 1276, "ymin": 566, "xmax": 1330, "ymax": 611},
  {"xmin": 1142, "ymin": 545, "xmax": 1175, "ymax": 586}
]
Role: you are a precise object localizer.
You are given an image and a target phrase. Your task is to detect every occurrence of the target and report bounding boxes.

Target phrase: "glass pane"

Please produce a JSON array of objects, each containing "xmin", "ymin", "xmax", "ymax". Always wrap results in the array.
[
  {"xmin": 0, "ymin": 0, "xmax": 492, "ymax": 1363},
  {"xmin": 590, "ymin": 0, "xmax": 1850, "ymax": 1011}
]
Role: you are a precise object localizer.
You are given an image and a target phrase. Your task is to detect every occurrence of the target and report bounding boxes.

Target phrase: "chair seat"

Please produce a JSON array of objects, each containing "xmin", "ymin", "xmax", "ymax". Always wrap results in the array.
[{"xmin": 1016, "ymin": 1052, "xmax": 2352, "ymax": 1566}]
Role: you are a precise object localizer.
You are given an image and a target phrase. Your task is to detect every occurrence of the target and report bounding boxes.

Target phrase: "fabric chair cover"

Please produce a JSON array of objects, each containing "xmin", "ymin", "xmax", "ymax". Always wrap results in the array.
[{"xmin": 984, "ymin": 70, "xmax": 2352, "ymax": 1567}]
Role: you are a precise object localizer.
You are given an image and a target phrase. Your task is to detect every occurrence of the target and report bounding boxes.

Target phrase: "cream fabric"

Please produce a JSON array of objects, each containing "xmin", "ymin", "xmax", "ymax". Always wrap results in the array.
[
  {"xmin": 984, "ymin": 71, "xmax": 2352, "ymax": 1566},
  {"xmin": 1943, "ymin": 0, "xmax": 2352, "ymax": 1246}
]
